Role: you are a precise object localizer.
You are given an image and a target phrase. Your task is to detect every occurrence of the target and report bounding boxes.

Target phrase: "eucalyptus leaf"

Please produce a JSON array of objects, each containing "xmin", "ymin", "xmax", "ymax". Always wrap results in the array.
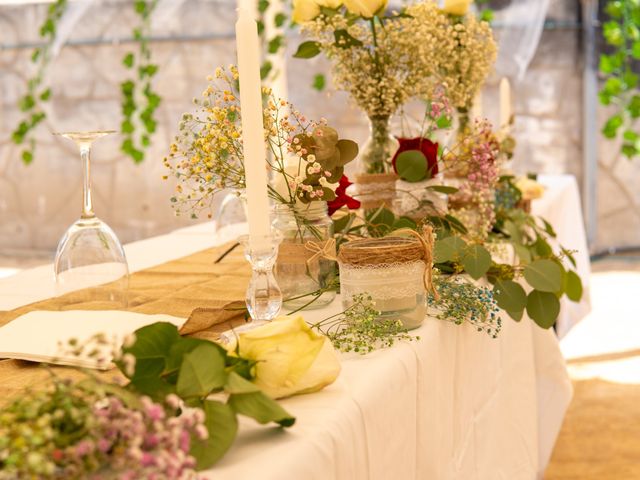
[
  {"xmin": 493, "ymin": 279, "xmax": 528, "ymax": 312},
  {"xmin": 513, "ymin": 243, "xmax": 532, "ymax": 264},
  {"xmin": 336, "ymin": 139, "xmax": 359, "ymax": 166},
  {"xmin": 228, "ymin": 391, "xmax": 295, "ymax": 427},
  {"xmin": 523, "ymin": 259, "xmax": 563, "ymax": 292},
  {"xmin": 293, "ymin": 41, "xmax": 321, "ymax": 59},
  {"xmin": 526, "ymin": 290, "xmax": 560, "ymax": 329},
  {"xmin": 190, "ymin": 400, "xmax": 238, "ymax": 470},
  {"xmin": 433, "ymin": 236, "xmax": 467, "ymax": 263},
  {"xmin": 396, "ymin": 150, "xmax": 428, "ymax": 182},
  {"xmin": 177, "ymin": 343, "xmax": 226, "ymax": 398},
  {"xmin": 392, "ymin": 216, "xmax": 417, "ymax": 230},
  {"xmin": 565, "ymin": 270, "xmax": 583, "ymax": 302},
  {"xmin": 506, "ymin": 309, "xmax": 524, "ymax": 322},
  {"xmin": 461, "ymin": 244, "xmax": 492, "ymax": 280}
]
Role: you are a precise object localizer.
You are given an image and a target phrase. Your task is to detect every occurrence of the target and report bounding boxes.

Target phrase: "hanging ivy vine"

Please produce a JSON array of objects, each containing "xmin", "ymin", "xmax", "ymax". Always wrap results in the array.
[
  {"xmin": 120, "ymin": 0, "xmax": 162, "ymax": 163},
  {"xmin": 11, "ymin": 0, "xmax": 68, "ymax": 165},
  {"xmin": 599, "ymin": 0, "xmax": 640, "ymax": 160},
  {"xmin": 11, "ymin": 0, "xmax": 161, "ymax": 165}
]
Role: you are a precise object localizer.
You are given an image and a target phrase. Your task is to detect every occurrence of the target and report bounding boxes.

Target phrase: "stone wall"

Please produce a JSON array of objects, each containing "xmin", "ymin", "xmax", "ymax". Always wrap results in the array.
[{"xmin": 0, "ymin": 0, "xmax": 638, "ymax": 262}]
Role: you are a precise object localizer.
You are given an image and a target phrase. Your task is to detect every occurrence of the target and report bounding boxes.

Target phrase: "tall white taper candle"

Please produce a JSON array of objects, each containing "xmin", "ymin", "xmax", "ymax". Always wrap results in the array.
[
  {"xmin": 236, "ymin": 8, "xmax": 271, "ymax": 247},
  {"xmin": 499, "ymin": 77, "xmax": 511, "ymax": 129}
]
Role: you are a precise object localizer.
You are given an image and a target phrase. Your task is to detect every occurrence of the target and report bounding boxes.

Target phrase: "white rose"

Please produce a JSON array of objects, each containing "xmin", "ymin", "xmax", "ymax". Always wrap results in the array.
[
  {"xmin": 343, "ymin": 0, "xmax": 387, "ymax": 18},
  {"xmin": 234, "ymin": 316, "xmax": 341, "ymax": 399}
]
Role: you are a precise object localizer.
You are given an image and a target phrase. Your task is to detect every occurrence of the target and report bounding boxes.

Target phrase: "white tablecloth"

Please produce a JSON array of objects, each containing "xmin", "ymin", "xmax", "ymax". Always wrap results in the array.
[{"xmin": 0, "ymin": 175, "xmax": 589, "ymax": 479}]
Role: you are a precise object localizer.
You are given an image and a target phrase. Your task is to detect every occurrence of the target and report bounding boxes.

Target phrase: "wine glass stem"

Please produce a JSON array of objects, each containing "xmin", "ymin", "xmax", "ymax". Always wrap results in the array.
[{"xmin": 80, "ymin": 144, "xmax": 95, "ymax": 219}]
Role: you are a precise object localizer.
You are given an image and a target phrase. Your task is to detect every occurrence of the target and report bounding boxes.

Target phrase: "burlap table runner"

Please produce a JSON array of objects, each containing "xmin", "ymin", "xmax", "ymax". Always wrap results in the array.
[{"xmin": 0, "ymin": 241, "xmax": 250, "ymax": 398}]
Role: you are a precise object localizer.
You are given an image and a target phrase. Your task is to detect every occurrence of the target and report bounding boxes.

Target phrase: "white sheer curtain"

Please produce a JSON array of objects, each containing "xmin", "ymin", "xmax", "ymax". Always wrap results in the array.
[{"xmin": 489, "ymin": 0, "xmax": 550, "ymax": 80}]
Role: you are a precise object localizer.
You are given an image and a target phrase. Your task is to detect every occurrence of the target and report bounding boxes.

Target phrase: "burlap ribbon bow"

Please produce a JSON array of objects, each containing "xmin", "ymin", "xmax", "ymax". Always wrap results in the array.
[{"xmin": 390, "ymin": 225, "xmax": 439, "ymax": 300}]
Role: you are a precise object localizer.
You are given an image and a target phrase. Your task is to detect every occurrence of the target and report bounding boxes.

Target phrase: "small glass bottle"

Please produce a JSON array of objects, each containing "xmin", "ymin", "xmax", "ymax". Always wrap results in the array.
[{"xmin": 272, "ymin": 202, "xmax": 337, "ymax": 310}]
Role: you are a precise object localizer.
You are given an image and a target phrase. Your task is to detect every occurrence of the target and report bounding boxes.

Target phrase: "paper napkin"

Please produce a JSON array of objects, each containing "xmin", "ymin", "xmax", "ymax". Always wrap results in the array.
[{"xmin": 0, "ymin": 310, "xmax": 185, "ymax": 370}]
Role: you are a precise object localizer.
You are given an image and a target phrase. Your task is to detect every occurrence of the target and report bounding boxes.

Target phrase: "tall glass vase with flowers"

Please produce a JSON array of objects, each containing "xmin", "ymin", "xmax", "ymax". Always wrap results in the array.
[{"xmin": 165, "ymin": 66, "xmax": 359, "ymax": 310}]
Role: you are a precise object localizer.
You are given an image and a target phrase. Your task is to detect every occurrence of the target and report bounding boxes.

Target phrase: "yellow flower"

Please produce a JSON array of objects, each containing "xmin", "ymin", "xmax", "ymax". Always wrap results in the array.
[
  {"xmin": 318, "ymin": 0, "xmax": 343, "ymax": 7},
  {"xmin": 292, "ymin": 0, "xmax": 321, "ymax": 23},
  {"xmin": 234, "ymin": 316, "xmax": 341, "ymax": 399},
  {"xmin": 516, "ymin": 177, "xmax": 545, "ymax": 201},
  {"xmin": 441, "ymin": 0, "xmax": 472, "ymax": 16},
  {"xmin": 343, "ymin": 0, "xmax": 387, "ymax": 18}
]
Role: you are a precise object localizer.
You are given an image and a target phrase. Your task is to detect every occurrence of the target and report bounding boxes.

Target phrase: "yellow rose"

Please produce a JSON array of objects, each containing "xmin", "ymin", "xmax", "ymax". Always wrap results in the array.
[
  {"xmin": 515, "ymin": 177, "xmax": 545, "ymax": 201},
  {"xmin": 235, "ymin": 316, "xmax": 341, "ymax": 399},
  {"xmin": 441, "ymin": 0, "xmax": 472, "ymax": 16},
  {"xmin": 317, "ymin": 0, "xmax": 343, "ymax": 8},
  {"xmin": 343, "ymin": 0, "xmax": 387, "ymax": 18},
  {"xmin": 292, "ymin": 0, "xmax": 321, "ymax": 23}
]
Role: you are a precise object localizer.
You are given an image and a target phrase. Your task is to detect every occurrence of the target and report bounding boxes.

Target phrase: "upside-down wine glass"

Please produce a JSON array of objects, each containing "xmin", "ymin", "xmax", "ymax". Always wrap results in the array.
[{"xmin": 53, "ymin": 131, "xmax": 129, "ymax": 307}]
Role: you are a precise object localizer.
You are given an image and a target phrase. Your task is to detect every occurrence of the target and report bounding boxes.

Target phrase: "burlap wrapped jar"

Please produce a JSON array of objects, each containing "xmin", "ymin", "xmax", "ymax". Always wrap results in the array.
[{"xmin": 338, "ymin": 227, "xmax": 436, "ymax": 330}]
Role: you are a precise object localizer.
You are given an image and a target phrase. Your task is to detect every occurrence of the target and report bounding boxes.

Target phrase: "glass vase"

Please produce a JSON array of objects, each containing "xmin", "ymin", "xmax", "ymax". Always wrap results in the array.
[
  {"xmin": 359, "ymin": 115, "xmax": 399, "ymax": 174},
  {"xmin": 272, "ymin": 202, "xmax": 337, "ymax": 310}
]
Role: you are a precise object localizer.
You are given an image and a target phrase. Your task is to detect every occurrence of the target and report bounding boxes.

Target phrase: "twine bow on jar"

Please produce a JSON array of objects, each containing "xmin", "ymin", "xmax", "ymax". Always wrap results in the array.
[
  {"xmin": 389, "ymin": 225, "xmax": 439, "ymax": 300},
  {"xmin": 304, "ymin": 238, "xmax": 338, "ymax": 266}
]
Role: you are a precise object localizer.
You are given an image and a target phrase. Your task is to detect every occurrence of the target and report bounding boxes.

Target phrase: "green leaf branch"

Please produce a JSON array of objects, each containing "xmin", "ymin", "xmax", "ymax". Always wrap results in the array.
[{"xmin": 116, "ymin": 322, "xmax": 295, "ymax": 469}]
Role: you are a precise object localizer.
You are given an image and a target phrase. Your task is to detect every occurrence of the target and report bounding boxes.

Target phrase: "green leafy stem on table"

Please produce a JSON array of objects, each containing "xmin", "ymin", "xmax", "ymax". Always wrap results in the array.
[
  {"xmin": 116, "ymin": 322, "xmax": 294, "ymax": 469},
  {"xmin": 432, "ymin": 213, "xmax": 583, "ymax": 329}
]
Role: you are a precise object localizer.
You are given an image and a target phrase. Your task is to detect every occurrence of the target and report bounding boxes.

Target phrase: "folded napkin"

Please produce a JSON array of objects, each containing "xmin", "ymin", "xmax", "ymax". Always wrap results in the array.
[{"xmin": 0, "ymin": 310, "xmax": 185, "ymax": 370}]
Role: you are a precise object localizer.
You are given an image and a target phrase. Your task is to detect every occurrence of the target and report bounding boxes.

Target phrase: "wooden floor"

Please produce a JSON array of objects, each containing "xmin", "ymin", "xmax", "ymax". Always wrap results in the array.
[{"xmin": 545, "ymin": 256, "xmax": 640, "ymax": 480}]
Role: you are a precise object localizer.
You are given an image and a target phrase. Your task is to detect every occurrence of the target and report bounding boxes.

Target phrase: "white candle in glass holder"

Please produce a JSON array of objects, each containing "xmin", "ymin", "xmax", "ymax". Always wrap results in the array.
[
  {"xmin": 499, "ymin": 77, "xmax": 511, "ymax": 129},
  {"xmin": 236, "ymin": 8, "xmax": 271, "ymax": 246}
]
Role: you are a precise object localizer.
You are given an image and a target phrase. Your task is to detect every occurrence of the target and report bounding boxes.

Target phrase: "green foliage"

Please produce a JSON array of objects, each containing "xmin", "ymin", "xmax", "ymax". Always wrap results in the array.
[
  {"xmin": 395, "ymin": 150, "xmax": 431, "ymax": 182},
  {"xmin": 526, "ymin": 290, "xmax": 560, "ymax": 329},
  {"xmin": 120, "ymin": 0, "xmax": 162, "ymax": 164},
  {"xmin": 599, "ymin": 0, "xmax": 640, "ymax": 160},
  {"xmin": 492, "ymin": 279, "xmax": 527, "ymax": 315},
  {"xmin": 117, "ymin": 322, "xmax": 295, "ymax": 469},
  {"xmin": 294, "ymin": 41, "xmax": 322, "ymax": 58},
  {"xmin": 432, "ymin": 177, "xmax": 585, "ymax": 328},
  {"xmin": 364, "ymin": 207, "xmax": 417, "ymax": 237},
  {"xmin": 312, "ymin": 73, "xmax": 326, "ymax": 91},
  {"xmin": 11, "ymin": 0, "xmax": 68, "ymax": 164}
]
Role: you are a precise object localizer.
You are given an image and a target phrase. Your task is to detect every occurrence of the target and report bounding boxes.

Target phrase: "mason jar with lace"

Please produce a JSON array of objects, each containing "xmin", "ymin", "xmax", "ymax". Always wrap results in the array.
[
  {"xmin": 272, "ymin": 202, "xmax": 337, "ymax": 310},
  {"xmin": 338, "ymin": 235, "xmax": 432, "ymax": 330}
]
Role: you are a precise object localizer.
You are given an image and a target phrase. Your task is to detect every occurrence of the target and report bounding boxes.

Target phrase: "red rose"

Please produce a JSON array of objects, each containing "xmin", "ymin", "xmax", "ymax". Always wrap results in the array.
[
  {"xmin": 327, "ymin": 175, "xmax": 361, "ymax": 216},
  {"xmin": 391, "ymin": 137, "xmax": 439, "ymax": 178}
]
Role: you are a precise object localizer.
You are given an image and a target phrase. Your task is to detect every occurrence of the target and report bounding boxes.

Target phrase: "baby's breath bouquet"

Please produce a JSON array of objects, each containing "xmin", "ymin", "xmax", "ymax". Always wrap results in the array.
[
  {"xmin": 164, "ymin": 65, "xmax": 358, "ymax": 219},
  {"xmin": 293, "ymin": 0, "xmax": 496, "ymax": 174}
]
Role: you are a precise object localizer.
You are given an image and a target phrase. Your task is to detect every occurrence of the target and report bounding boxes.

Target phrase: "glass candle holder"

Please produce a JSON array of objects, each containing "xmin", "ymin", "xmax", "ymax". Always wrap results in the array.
[{"xmin": 239, "ymin": 234, "xmax": 283, "ymax": 323}]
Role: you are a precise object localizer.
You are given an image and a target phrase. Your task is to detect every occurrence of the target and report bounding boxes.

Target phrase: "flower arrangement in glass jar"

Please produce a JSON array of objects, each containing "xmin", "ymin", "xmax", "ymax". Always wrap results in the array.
[
  {"xmin": 164, "ymin": 65, "xmax": 359, "ymax": 217},
  {"xmin": 293, "ymin": 0, "xmax": 496, "ymax": 174},
  {"xmin": 164, "ymin": 66, "xmax": 360, "ymax": 308}
]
